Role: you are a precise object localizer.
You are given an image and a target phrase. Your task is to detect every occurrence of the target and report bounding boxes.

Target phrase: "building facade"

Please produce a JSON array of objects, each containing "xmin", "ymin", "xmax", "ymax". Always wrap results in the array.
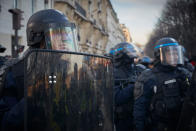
[
  {"xmin": 120, "ymin": 24, "xmax": 132, "ymax": 43},
  {"xmin": 105, "ymin": 1, "xmax": 125, "ymax": 53},
  {"xmin": 0, "ymin": 0, "xmax": 53, "ymax": 56},
  {"xmin": 0, "ymin": 0, "xmax": 126, "ymax": 56},
  {"xmin": 54, "ymin": 0, "xmax": 125, "ymax": 55}
]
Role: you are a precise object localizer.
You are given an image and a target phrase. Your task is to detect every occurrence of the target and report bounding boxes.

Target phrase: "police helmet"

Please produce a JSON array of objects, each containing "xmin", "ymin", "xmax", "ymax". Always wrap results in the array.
[
  {"xmin": 154, "ymin": 37, "xmax": 184, "ymax": 66},
  {"xmin": 27, "ymin": 9, "xmax": 76, "ymax": 51},
  {"xmin": 110, "ymin": 42, "xmax": 138, "ymax": 66}
]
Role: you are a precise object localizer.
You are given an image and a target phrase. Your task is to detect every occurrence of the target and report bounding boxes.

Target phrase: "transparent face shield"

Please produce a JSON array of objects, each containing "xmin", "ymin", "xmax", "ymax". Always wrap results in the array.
[
  {"xmin": 159, "ymin": 45, "xmax": 184, "ymax": 66},
  {"xmin": 109, "ymin": 44, "xmax": 138, "ymax": 59},
  {"xmin": 45, "ymin": 24, "xmax": 76, "ymax": 52}
]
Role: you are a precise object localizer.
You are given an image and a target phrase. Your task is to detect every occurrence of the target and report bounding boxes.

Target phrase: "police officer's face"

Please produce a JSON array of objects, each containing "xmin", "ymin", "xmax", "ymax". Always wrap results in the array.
[
  {"xmin": 51, "ymin": 32, "xmax": 69, "ymax": 50},
  {"xmin": 165, "ymin": 50, "xmax": 178, "ymax": 66}
]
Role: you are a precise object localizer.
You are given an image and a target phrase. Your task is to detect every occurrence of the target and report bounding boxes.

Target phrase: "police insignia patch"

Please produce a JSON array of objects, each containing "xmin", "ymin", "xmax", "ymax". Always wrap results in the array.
[{"xmin": 164, "ymin": 79, "xmax": 176, "ymax": 84}]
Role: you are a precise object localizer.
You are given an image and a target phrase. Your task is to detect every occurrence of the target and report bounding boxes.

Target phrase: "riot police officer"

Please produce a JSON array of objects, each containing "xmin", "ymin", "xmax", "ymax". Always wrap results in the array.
[
  {"xmin": 133, "ymin": 37, "xmax": 191, "ymax": 131},
  {"xmin": 26, "ymin": 9, "xmax": 77, "ymax": 51},
  {"xmin": 110, "ymin": 42, "xmax": 146, "ymax": 131},
  {"xmin": 0, "ymin": 9, "xmax": 77, "ymax": 131}
]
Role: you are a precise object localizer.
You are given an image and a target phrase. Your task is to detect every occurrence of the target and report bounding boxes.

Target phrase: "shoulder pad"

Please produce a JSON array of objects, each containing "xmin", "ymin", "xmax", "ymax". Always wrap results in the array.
[
  {"xmin": 137, "ymin": 69, "xmax": 154, "ymax": 82},
  {"xmin": 134, "ymin": 81, "xmax": 144, "ymax": 100},
  {"xmin": 186, "ymin": 63, "xmax": 194, "ymax": 72},
  {"xmin": 177, "ymin": 67, "xmax": 192, "ymax": 79},
  {"xmin": 4, "ymin": 58, "xmax": 20, "ymax": 67},
  {"xmin": 134, "ymin": 69, "xmax": 154, "ymax": 100}
]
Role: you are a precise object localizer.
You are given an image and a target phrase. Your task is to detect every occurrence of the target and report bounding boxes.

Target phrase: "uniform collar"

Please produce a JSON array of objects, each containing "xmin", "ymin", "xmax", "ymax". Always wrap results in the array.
[{"xmin": 155, "ymin": 63, "xmax": 177, "ymax": 72}]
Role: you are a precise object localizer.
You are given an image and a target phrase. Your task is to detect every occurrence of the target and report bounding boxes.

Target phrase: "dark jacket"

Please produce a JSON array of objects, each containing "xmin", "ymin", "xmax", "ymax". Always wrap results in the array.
[
  {"xmin": 133, "ymin": 64, "xmax": 190, "ymax": 131},
  {"xmin": 114, "ymin": 64, "xmax": 145, "ymax": 131}
]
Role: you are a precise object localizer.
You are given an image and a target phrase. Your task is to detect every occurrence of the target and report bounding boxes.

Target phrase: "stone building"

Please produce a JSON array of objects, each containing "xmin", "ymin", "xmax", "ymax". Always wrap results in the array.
[
  {"xmin": 0, "ymin": 0, "xmax": 53, "ymax": 56},
  {"xmin": 105, "ymin": 1, "xmax": 125, "ymax": 53},
  {"xmin": 54, "ymin": 0, "xmax": 125, "ymax": 55},
  {"xmin": 120, "ymin": 24, "xmax": 132, "ymax": 43},
  {"xmin": 0, "ymin": 0, "xmax": 126, "ymax": 56}
]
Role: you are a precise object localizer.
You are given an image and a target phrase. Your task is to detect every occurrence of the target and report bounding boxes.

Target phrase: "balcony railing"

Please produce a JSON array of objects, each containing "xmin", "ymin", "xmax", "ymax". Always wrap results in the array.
[{"xmin": 75, "ymin": 2, "xmax": 86, "ymax": 17}]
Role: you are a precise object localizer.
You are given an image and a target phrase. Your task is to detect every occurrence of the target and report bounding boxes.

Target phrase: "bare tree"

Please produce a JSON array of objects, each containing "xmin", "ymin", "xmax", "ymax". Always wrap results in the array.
[{"xmin": 145, "ymin": 0, "xmax": 196, "ymax": 58}]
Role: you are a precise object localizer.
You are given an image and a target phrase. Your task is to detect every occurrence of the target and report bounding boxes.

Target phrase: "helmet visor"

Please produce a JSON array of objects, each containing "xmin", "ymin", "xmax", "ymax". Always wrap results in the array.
[
  {"xmin": 124, "ymin": 45, "xmax": 138, "ymax": 58},
  {"xmin": 45, "ymin": 25, "xmax": 76, "ymax": 51},
  {"xmin": 159, "ymin": 45, "xmax": 184, "ymax": 66}
]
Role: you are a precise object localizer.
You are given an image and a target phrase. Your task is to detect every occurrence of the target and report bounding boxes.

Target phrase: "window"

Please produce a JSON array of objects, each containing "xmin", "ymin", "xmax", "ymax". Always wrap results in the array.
[
  {"xmin": 44, "ymin": 0, "xmax": 49, "ymax": 9},
  {"xmin": 88, "ymin": 0, "xmax": 93, "ymax": 18},
  {"xmin": 98, "ymin": 0, "xmax": 101, "ymax": 13},
  {"xmin": 76, "ymin": 26, "xmax": 80, "ymax": 42}
]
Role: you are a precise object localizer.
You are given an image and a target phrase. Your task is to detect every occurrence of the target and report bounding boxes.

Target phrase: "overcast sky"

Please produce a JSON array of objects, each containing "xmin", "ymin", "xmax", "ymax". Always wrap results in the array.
[{"xmin": 110, "ymin": 0, "xmax": 168, "ymax": 46}]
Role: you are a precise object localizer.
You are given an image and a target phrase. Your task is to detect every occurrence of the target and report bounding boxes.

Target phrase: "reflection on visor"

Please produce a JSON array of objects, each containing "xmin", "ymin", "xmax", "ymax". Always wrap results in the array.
[
  {"xmin": 45, "ymin": 26, "xmax": 76, "ymax": 51},
  {"xmin": 109, "ymin": 45, "xmax": 135, "ymax": 55},
  {"xmin": 125, "ymin": 46, "xmax": 136, "ymax": 53},
  {"xmin": 160, "ymin": 45, "xmax": 184, "ymax": 66}
]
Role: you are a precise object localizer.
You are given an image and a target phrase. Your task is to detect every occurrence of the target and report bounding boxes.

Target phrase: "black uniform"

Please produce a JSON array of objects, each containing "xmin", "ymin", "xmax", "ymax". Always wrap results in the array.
[
  {"xmin": 0, "ymin": 58, "xmax": 24, "ymax": 131},
  {"xmin": 176, "ymin": 62, "xmax": 196, "ymax": 131},
  {"xmin": 110, "ymin": 42, "xmax": 146, "ymax": 131},
  {"xmin": 134, "ymin": 37, "xmax": 190, "ymax": 131}
]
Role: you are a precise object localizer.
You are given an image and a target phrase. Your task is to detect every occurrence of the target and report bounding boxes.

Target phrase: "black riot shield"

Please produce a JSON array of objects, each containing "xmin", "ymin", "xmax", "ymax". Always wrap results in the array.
[{"xmin": 24, "ymin": 49, "xmax": 114, "ymax": 131}]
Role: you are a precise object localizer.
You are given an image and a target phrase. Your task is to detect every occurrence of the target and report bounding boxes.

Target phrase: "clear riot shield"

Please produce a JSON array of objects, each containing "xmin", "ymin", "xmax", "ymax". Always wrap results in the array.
[{"xmin": 24, "ymin": 49, "xmax": 114, "ymax": 131}]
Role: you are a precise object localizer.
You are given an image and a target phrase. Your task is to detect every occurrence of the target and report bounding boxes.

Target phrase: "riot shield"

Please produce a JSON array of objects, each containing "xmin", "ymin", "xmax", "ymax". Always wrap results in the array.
[{"xmin": 24, "ymin": 50, "xmax": 114, "ymax": 131}]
